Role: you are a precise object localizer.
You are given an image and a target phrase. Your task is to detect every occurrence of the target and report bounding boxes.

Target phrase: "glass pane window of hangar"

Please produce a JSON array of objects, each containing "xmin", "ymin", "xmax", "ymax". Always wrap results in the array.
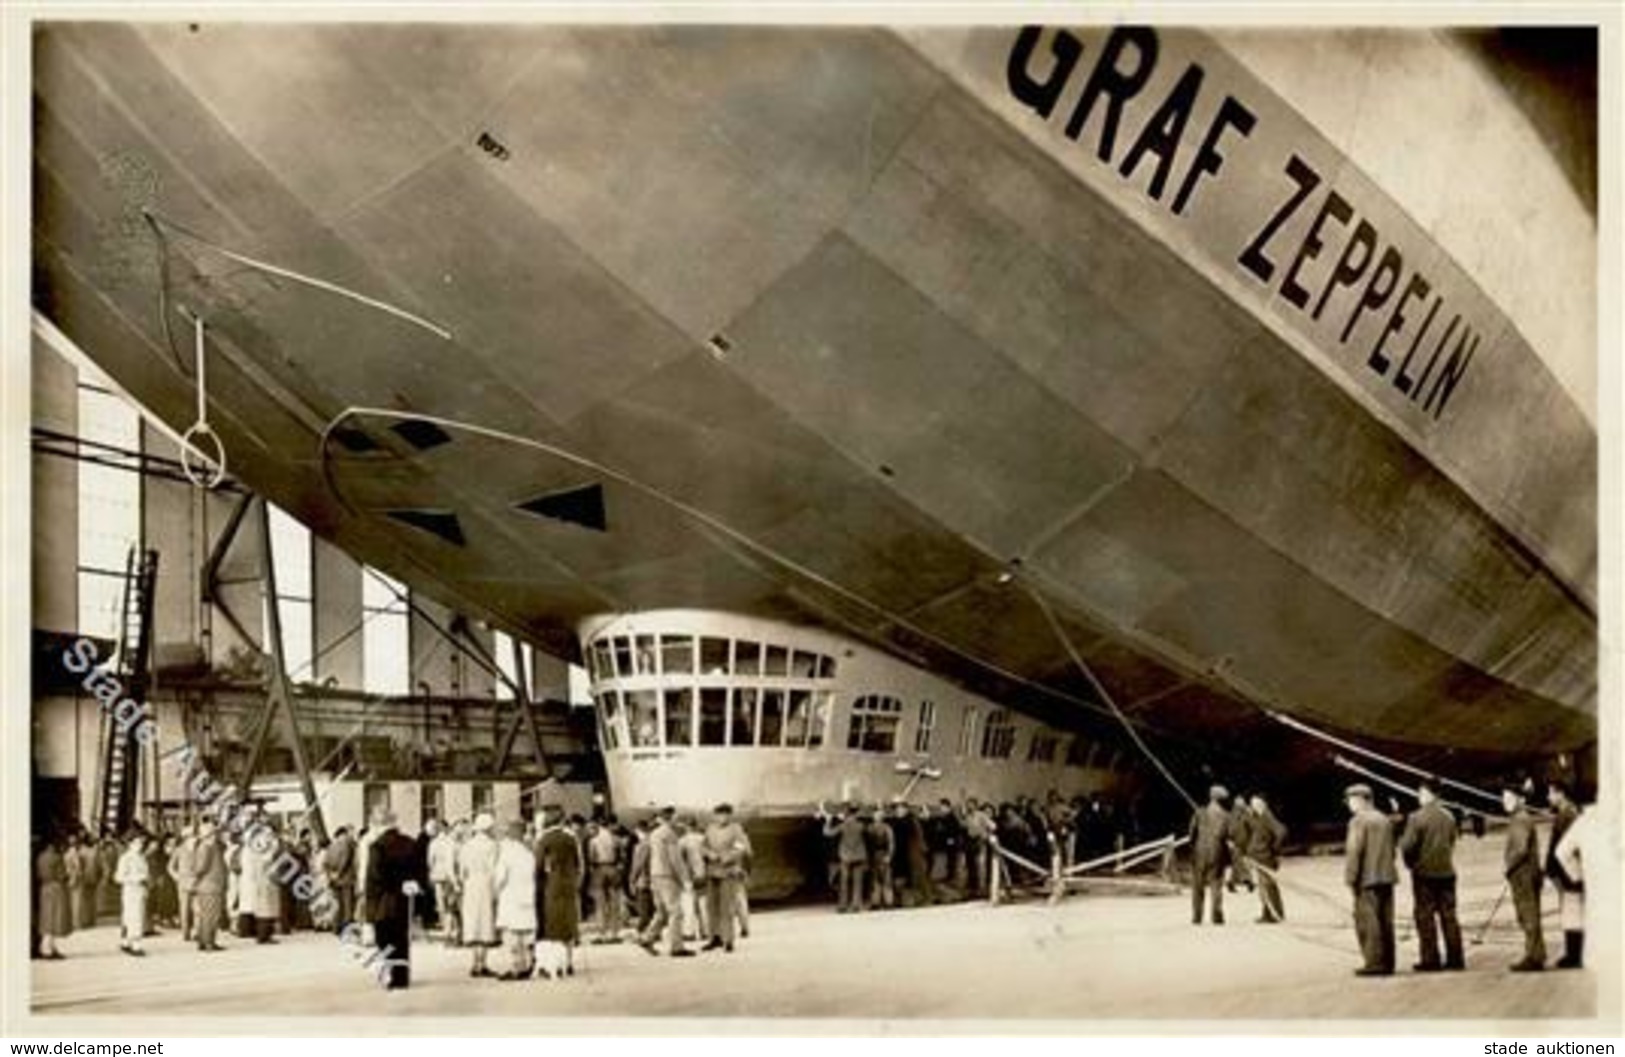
[
  {"xmin": 362, "ymin": 567, "xmax": 410, "ymax": 696},
  {"xmin": 75, "ymin": 374, "xmax": 142, "ymax": 645}
]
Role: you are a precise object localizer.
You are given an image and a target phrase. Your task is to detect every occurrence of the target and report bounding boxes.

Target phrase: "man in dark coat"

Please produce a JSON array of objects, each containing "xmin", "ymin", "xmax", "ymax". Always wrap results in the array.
[
  {"xmin": 1344, "ymin": 783, "xmax": 1398, "ymax": 976},
  {"xmin": 1397, "ymin": 778, "xmax": 1465, "ymax": 971},
  {"xmin": 366, "ymin": 811, "xmax": 425, "ymax": 990},
  {"xmin": 1188, "ymin": 785, "xmax": 1231, "ymax": 925},
  {"xmin": 1502, "ymin": 781, "xmax": 1546, "ymax": 972},
  {"xmin": 900, "ymin": 803, "xmax": 936, "ymax": 907},
  {"xmin": 1245, "ymin": 794, "xmax": 1287, "ymax": 923},
  {"xmin": 191, "ymin": 820, "xmax": 228, "ymax": 952},
  {"xmin": 1545, "ymin": 780, "xmax": 1582, "ymax": 969},
  {"xmin": 412, "ymin": 819, "xmax": 439, "ymax": 933}
]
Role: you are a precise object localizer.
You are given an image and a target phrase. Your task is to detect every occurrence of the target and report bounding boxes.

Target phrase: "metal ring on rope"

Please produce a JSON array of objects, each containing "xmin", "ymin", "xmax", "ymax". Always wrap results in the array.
[
  {"xmin": 180, "ymin": 420, "xmax": 227, "ymax": 490},
  {"xmin": 180, "ymin": 310, "xmax": 227, "ymax": 490}
]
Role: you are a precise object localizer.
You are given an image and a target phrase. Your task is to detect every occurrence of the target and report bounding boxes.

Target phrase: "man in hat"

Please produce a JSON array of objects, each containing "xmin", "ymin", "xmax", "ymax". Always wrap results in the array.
[
  {"xmin": 1398, "ymin": 777, "xmax": 1465, "ymax": 971},
  {"xmin": 365, "ymin": 809, "xmax": 424, "ymax": 990},
  {"xmin": 1344, "ymin": 783, "xmax": 1398, "ymax": 976},
  {"xmin": 702, "ymin": 803, "xmax": 751, "ymax": 952},
  {"xmin": 191, "ymin": 819, "xmax": 228, "ymax": 952},
  {"xmin": 1545, "ymin": 779, "xmax": 1583, "ymax": 969},
  {"xmin": 1502, "ymin": 780, "xmax": 1546, "ymax": 972},
  {"xmin": 1187, "ymin": 785, "xmax": 1231, "ymax": 925}
]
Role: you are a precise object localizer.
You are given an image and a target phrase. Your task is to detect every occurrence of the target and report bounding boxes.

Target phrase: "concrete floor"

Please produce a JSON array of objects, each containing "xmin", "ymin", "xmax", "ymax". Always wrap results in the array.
[{"xmin": 30, "ymin": 838, "xmax": 1594, "ymax": 1023}]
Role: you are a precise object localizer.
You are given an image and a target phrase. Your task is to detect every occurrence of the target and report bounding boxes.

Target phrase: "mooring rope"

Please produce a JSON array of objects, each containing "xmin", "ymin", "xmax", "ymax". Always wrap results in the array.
[
  {"xmin": 1264, "ymin": 708, "xmax": 1502, "ymax": 806},
  {"xmin": 1024, "ymin": 583, "xmax": 1199, "ymax": 810}
]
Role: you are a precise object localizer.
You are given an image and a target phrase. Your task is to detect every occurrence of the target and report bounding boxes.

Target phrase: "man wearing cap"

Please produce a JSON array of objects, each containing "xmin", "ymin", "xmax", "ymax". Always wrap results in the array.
[
  {"xmin": 1187, "ymin": 785, "xmax": 1231, "ymax": 925},
  {"xmin": 702, "ymin": 803, "xmax": 751, "ymax": 952},
  {"xmin": 1344, "ymin": 783, "xmax": 1398, "ymax": 976},
  {"xmin": 1502, "ymin": 781, "xmax": 1546, "ymax": 972},
  {"xmin": 1398, "ymin": 778, "xmax": 1465, "ymax": 972},
  {"xmin": 365, "ymin": 810, "xmax": 423, "ymax": 990},
  {"xmin": 457, "ymin": 813, "xmax": 500, "ymax": 978}
]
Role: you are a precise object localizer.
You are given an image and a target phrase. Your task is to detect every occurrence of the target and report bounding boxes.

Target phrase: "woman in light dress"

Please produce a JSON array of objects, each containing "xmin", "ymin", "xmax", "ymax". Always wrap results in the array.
[
  {"xmin": 493, "ymin": 819, "xmax": 538, "ymax": 981},
  {"xmin": 35, "ymin": 835, "xmax": 72, "ymax": 959},
  {"xmin": 457, "ymin": 812, "xmax": 501, "ymax": 978},
  {"xmin": 115, "ymin": 833, "xmax": 150, "ymax": 956}
]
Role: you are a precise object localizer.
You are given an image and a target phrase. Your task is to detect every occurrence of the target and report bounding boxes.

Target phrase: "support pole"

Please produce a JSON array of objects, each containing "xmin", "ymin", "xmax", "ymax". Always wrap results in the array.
[
  {"xmin": 489, "ymin": 632, "xmax": 551, "ymax": 778},
  {"xmin": 201, "ymin": 491, "xmax": 255, "ymax": 650},
  {"xmin": 233, "ymin": 497, "xmax": 329, "ymax": 844}
]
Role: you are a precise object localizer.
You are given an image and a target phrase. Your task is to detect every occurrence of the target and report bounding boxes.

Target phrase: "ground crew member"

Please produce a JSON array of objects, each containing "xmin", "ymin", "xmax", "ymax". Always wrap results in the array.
[
  {"xmin": 1245, "ymin": 794, "xmax": 1286, "ymax": 923},
  {"xmin": 701, "ymin": 803, "xmax": 750, "ymax": 952},
  {"xmin": 823, "ymin": 803, "xmax": 869, "ymax": 913},
  {"xmin": 1397, "ymin": 777, "xmax": 1464, "ymax": 972},
  {"xmin": 866, "ymin": 807, "xmax": 896, "ymax": 910},
  {"xmin": 1502, "ymin": 780, "xmax": 1546, "ymax": 972},
  {"xmin": 191, "ymin": 820, "xmax": 227, "ymax": 952},
  {"xmin": 1545, "ymin": 780, "xmax": 1582, "ymax": 970},
  {"xmin": 1344, "ymin": 783, "xmax": 1397, "ymax": 976},
  {"xmin": 1227, "ymin": 793, "xmax": 1255, "ymax": 893},
  {"xmin": 1188, "ymin": 785, "xmax": 1231, "ymax": 925},
  {"xmin": 638, "ymin": 807, "xmax": 694, "ymax": 957}
]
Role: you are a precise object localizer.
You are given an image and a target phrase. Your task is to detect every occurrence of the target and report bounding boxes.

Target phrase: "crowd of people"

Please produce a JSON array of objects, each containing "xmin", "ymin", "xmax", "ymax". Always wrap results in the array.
[
  {"xmin": 33, "ymin": 775, "xmax": 1598, "ymax": 992},
  {"xmin": 812, "ymin": 791, "xmax": 1135, "ymax": 912},
  {"xmin": 31, "ymin": 800, "xmax": 757, "ymax": 992}
]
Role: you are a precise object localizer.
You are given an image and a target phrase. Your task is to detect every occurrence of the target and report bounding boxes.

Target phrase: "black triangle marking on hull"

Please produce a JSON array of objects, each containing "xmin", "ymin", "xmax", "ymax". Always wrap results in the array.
[
  {"xmin": 516, "ymin": 483, "xmax": 607, "ymax": 532},
  {"xmin": 385, "ymin": 508, "xmax": 466, "ymax": 547}
]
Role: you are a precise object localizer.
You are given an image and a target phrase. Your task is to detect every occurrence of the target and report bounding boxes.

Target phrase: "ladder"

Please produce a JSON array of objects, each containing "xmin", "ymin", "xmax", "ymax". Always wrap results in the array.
[{"xmin": 95, "ymin": 546, "xmax": 159, "ymax": 838}]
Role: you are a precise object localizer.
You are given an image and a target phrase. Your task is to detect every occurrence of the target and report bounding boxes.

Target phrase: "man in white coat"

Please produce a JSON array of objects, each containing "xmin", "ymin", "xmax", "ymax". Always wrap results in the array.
[
  {"xmin": 493, "ymin": 819, "xmax": 538, "ymax": 981},
  {"xmin": 238, "ymin": 822, "xmax": 283, "ymax": 944},
  {"xmin": 115, "ymin": 833, "xmax": 150, "ymax": 956},
  {"xmin": 458, "ymin": 813, "xmax": 500, "ymax": 978}
]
